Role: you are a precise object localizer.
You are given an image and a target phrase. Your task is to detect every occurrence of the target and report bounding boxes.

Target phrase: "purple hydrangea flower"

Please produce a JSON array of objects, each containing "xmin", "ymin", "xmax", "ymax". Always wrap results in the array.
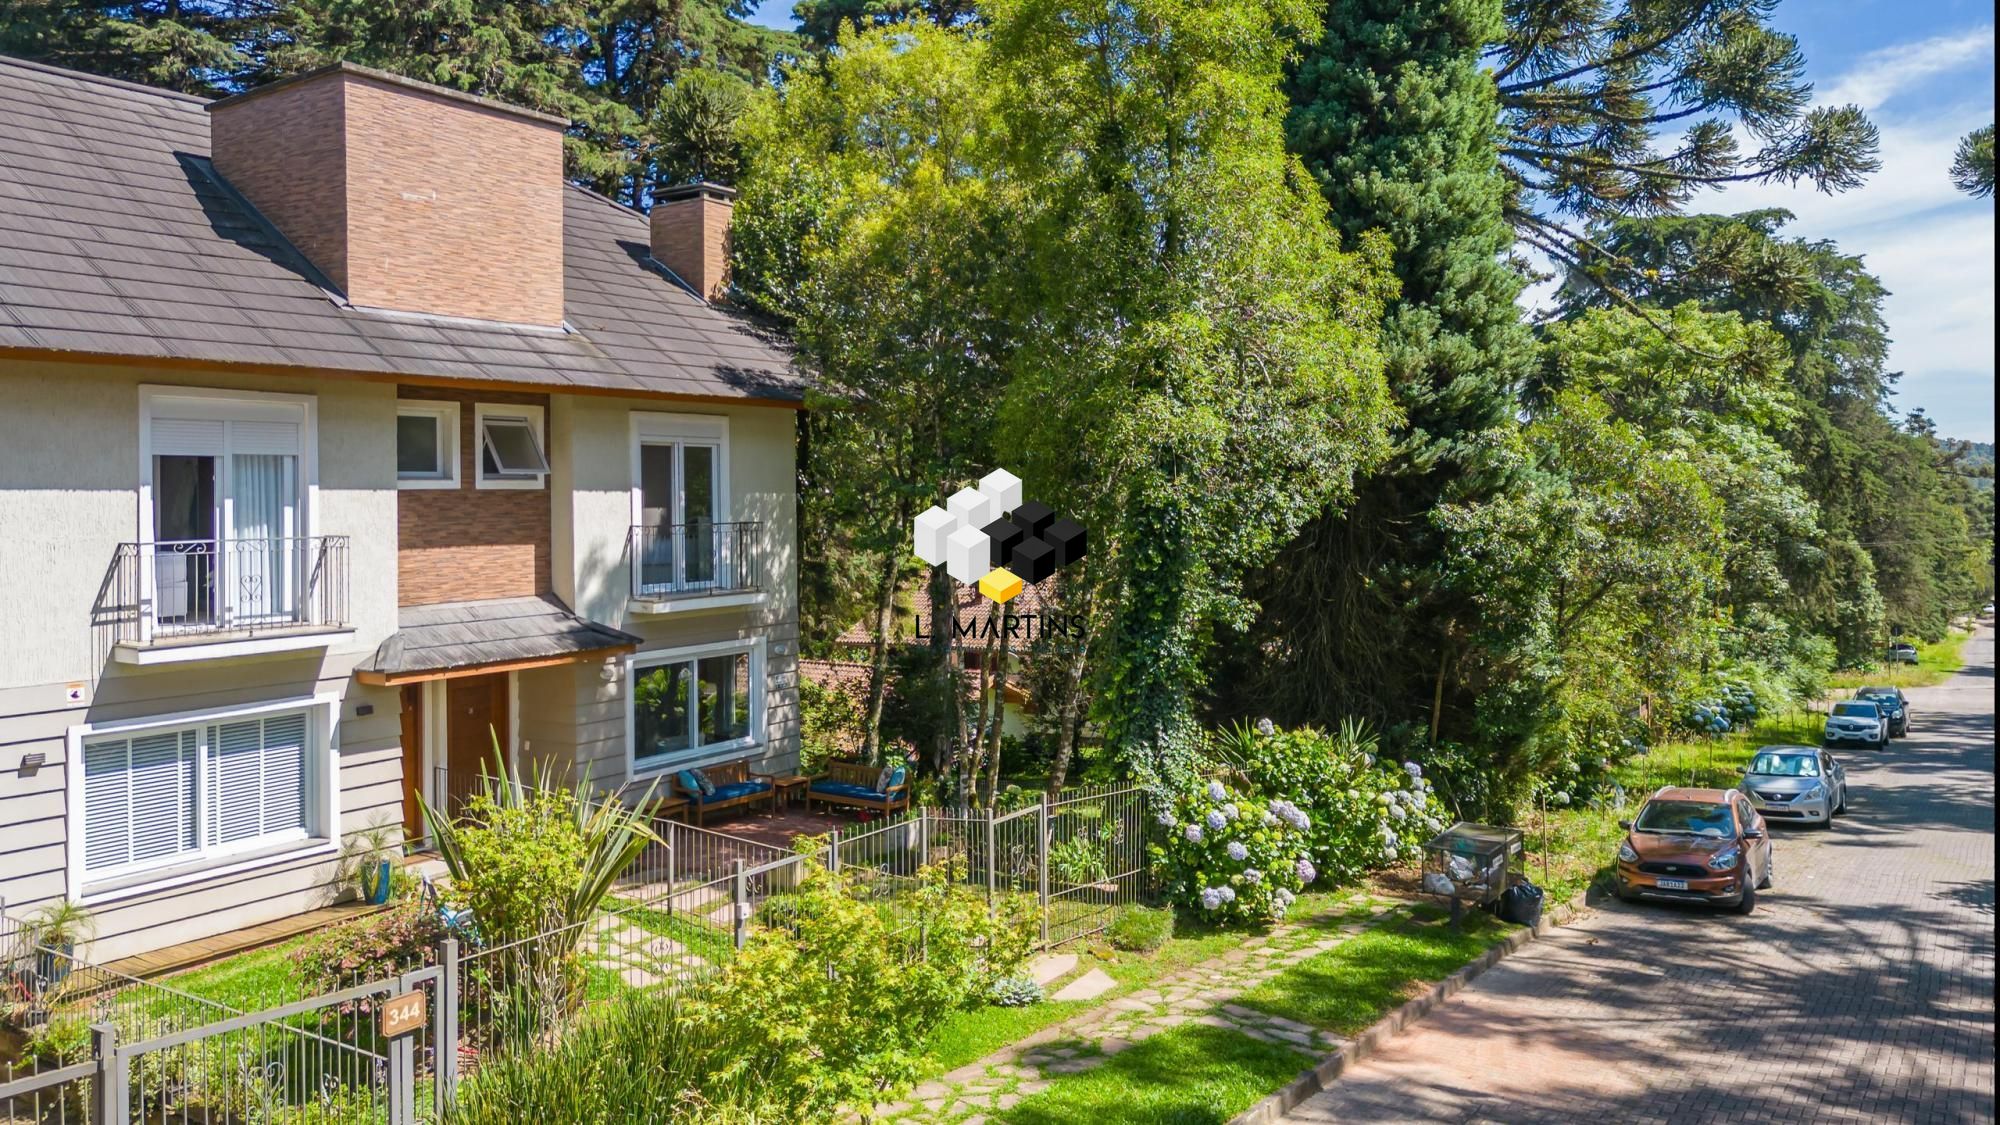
[
  {"xmin": 1256, "ymin": 718, "xmax": 1276, "ymax": 736},
  {"xmin": 1221, "ymin": 802, "xmax": 1240, "ymax": 821},
  {"xmin": 1226, "ymin": 841, "xmax": 1249, "ymax": 862},
  {"xmin": 1243, "ymin": 868, "xmax": 1263, "ymax": 884},
  {"xmin": 1206, "ymin": 810, "xmax": 1229, "ymax": 831},
  {"xmin": 1157, "ymin": 811, "xmax": 1177, "ymax": 828},
  {"xmin": 1198, "ymin": 885, "xmax": 1237, "ymax": 911},
  {"xmin": 1404, "ymin": 761, "xmax": 1423, "ymax": 778},
  {"xmin": 1207, "ymin": 780, "xmax": 1228, "ymax": 801},
  {"xmin": 1295, "ymin": 858, "xmax": 1317, "ymax": 885},
  {"xmin": 1184, "ymin": 824, "xmax": 1205, "ymax": 844}
]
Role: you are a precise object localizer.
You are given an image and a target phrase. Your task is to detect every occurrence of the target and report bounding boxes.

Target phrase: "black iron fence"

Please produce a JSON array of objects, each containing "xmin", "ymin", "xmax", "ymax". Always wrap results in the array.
[{"xmin": 628, "ymin": 521, "xmax": 762, "ymax": 598}]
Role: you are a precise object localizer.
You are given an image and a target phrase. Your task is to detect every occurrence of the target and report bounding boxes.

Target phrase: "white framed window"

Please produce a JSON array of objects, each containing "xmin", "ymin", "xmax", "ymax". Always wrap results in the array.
[
  {"xmin": 138, "ymin": 386, "xmax": 317, "ymax": 637},
  {"xmin": 625, "ymin": 638, "xmax": 764, "ymax": 778},
  {"xmin": 475, "ymin": 403, "xmax": 548, "ymax": 489},
  {"xmin": 630, "ymin": 413, "xmax": 731, "ymax": 594},
  {"xmin": 396, "ymin": 401, "xmax": 460, "ymax": 489},
  {"xmin": 66, "ymin": 696, "xmax": 340, "ymax": 901}
]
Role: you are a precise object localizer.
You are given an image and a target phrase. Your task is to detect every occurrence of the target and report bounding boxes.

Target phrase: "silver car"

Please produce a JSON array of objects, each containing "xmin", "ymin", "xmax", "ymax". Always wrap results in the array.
[{"xmin": 1740, "ymin": 746, "xmax": 1848, "ymax": 826}]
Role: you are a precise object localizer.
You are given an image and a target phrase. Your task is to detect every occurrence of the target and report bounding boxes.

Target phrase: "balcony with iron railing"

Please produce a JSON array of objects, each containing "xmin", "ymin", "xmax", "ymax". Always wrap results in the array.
[
  {"xmin": 628, "ymin": 521, "xmax": 766, "ymax": 611},
  {"xmin": 106, "ymin": 536, "xmax": 352, "ymax": 663}
]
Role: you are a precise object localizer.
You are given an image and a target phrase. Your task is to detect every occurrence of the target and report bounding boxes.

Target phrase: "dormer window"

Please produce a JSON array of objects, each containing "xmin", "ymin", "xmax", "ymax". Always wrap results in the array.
[{"xmin": 475, "ymin": 403, "xmax": 548, "ymax": 489}]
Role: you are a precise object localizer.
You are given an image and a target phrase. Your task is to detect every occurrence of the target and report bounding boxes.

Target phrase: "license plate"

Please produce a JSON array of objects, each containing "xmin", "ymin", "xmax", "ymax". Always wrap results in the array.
[{"xmin": 1656, "ymin": 878, "xmax": 1689, "ymax": 890}]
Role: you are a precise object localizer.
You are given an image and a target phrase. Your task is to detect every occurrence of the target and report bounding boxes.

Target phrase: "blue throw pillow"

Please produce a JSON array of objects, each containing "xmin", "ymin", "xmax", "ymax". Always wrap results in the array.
[
  {"xmin": 886, "ymin": 764, "xmax": 907, "ymax": 791},
  {"xmin": 676, "ymin": 769, "xmax": 706, "ymax": 798}
]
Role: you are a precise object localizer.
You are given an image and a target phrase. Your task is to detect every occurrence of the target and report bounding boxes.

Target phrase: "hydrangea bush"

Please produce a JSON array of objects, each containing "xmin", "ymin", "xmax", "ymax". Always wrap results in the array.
[
  {"xmin": 1214, "ymin": 721, "xmax": 1450, "ymax": 883},
  {"xmin": 1153, "ymin": 777, "xmax": 1315, "ymax": 924}
]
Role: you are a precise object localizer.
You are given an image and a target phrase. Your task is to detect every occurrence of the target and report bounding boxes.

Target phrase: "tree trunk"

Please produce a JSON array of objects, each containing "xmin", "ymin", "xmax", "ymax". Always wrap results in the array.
[
  {"xmin": 1429, "ymin": 642, "xmax": 1449, "ymax": 744},
  {"xmin": 860, "ymin": 550, "xmax": 900, "ymax": 764}
]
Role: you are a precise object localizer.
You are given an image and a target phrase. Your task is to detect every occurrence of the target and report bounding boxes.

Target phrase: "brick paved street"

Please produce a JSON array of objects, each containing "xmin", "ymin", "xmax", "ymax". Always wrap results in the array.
[{"xmin": 1283, "ymin": 626, "xmax": 1996, "ymax": 1125}]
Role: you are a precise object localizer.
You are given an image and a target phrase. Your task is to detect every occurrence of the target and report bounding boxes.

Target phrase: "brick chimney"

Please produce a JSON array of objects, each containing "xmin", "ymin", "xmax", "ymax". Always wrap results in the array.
[
  {"xmin": 650, "ymin": 182, "xmax": 735, "ymax": 303},
  {"xmin": 207, "ymin": 64, "xmax": 568, "ymax": 327}
]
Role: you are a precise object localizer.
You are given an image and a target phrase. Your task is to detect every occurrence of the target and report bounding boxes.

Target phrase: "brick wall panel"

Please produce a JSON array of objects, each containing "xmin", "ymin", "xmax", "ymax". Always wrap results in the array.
[{"xmin": 397, "ymin": 386, "xmax": 552, "ymax": 605}]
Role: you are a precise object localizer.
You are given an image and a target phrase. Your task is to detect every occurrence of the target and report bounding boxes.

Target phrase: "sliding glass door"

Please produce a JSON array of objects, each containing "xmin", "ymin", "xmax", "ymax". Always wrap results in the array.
[
  {"xmin": 147, "ymin": 401, "xmax": 303, "ymax": 634},
  {"xmin": 637, "ymin": 440, "xmax": 721, "ymax": 593}
]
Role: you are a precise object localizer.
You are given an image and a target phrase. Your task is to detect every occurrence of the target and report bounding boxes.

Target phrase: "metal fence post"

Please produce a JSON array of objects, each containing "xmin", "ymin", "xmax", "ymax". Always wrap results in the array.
[
  {"xmin": 436, "ymin": 937, "xmax": 460, "ymax": 1118},
  {"xmin": 829, "ymin": 826, "xmax": 841, "ymax": 873},
  {"xmin": 1037, "ymin": 795, "xmax": 1051, "ymax": 948},
  {"xmin": 985, "ymin": 808, "xmax": 997, "ymax": 909},
  {"xmin": 732, "ymin": 858, "xmax": 749, "ymax": 949},
  {"xmin": 91, "ymin": 1023, "xmax": 126, "ymax": 1124}
]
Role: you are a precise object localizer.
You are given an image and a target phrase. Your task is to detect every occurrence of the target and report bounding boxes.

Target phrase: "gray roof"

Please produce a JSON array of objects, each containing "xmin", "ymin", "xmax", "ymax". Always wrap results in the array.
[
  {"xmin": 361, "ymin": 595, "xmax": 642, "ymax": 679},
  {"xmin": 0, "ymin": 56, "xmax": 802, "ymax": 403}
]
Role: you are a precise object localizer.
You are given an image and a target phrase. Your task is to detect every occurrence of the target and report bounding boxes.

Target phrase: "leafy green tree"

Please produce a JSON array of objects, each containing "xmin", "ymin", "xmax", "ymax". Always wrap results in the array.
[
  {"xmin": 1561, "ymin": 210, "xmax": 1983, "ymax": 655},
  {"xmin": 733, "ymin": 24, "xmax": 1009, "ymax": 777},
  {"xmin": 985, "ymin": 0, "xmax": 1397, "ymax": 786},
  {"xmin": 1234, "ymin": 0, "xmax": 1532, "ymax": 747},
  {"xmin": 1952, "ymin": 124, "xmax": 1995, "ymax": 198}
]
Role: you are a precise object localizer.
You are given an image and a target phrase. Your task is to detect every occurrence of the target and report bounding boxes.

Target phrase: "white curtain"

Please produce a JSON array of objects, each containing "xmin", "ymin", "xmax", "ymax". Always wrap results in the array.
[{"xmin": 231, "ymin": 453, "xmax": 296, "ymax": 622}]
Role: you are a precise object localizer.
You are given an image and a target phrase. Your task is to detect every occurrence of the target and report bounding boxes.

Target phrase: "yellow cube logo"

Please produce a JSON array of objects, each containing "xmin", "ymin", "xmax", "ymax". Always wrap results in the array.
[{"xmin": 978, "ymin": 567, "xmax": 1024, "ymax": 604}]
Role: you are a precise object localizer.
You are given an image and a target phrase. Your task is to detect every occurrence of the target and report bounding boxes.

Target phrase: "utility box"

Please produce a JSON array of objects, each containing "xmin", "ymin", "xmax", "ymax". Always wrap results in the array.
[{"xmin": 1421, "ymin": 823, "xmax": 1523, "ymax": 920}]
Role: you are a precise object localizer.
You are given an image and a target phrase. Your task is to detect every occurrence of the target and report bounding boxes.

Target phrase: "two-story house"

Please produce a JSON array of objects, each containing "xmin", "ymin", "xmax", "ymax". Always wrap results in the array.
[{"xmin": 0, "ymin": 57, "xmax": 804, "ymax": 960}]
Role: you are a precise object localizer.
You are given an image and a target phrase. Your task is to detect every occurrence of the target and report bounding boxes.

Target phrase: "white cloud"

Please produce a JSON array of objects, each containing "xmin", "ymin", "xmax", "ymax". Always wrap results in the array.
[{"xmin": 1819, "ymin": 28, "xmax": 1997, "ymax": 111}]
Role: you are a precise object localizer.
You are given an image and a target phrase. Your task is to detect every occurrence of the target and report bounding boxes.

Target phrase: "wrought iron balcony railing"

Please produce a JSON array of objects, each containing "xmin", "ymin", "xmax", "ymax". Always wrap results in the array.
[
  {"xmin": 109, "ymin": 535, "xmax": 350, "ymax": 648},
  {"xmin": 629, "ymin": 521, "xmax": 763, "ymax": 599}
]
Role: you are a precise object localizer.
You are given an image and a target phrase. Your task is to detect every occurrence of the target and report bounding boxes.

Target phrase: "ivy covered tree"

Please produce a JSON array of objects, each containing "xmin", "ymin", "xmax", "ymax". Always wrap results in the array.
[{"xmin": 985, "ymin": 0, "xmax": 1398, "ymax": 786}]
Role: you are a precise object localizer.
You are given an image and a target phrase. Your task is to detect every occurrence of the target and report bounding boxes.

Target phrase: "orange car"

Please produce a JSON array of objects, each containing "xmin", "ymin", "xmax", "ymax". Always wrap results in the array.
[{"xmin": 1613, "ymin": 787, "xmax": 1772, "ymax": 914}]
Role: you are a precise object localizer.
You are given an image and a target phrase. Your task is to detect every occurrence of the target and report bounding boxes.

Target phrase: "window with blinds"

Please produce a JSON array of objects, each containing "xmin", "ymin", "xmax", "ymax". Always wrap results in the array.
[{"xmin": 81, "ymin": 708, "xmax": 315, "ymax": 881}]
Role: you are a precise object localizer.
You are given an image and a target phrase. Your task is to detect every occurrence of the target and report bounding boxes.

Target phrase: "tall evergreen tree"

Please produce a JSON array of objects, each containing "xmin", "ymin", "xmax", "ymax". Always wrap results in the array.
[
  {"xmin": 0, "ymin": 0, "xmax": 260, "ymax": 94},
  {"xmin": 1227, "ymin": 0, "xmax": 1532, "ymax": 748}
]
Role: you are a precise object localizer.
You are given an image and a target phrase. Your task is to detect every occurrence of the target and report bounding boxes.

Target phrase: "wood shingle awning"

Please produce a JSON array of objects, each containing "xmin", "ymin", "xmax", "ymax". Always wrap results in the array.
[{"xmin": 357, "ymin": 595, "xmax": 640, "ymax": 686}]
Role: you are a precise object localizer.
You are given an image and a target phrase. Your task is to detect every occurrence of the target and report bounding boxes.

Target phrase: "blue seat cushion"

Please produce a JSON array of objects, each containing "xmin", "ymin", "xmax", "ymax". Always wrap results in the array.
[
  {"xmin": 810, "ymin": 780, "xmax": 892, "ymax": 801},
  {"xmin": 695, "ymin": 780, "xmax": 771, "ymax": 804}
]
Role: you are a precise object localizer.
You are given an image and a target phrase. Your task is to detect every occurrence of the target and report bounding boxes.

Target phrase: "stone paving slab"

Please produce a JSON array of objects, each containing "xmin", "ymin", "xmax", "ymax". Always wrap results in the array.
[
  {"xmin": 1027, "ymin": 953, "xmax": 1078, "ymax": 986},
  {"xmin": 1048, "ymin": 968, "xmax": 1115, "ymax": 1001}
]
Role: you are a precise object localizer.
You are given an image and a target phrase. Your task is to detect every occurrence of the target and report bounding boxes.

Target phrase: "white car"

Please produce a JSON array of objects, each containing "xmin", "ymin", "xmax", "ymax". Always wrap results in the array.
[{"xmin": 1822, "ymin": 701, "xmax": 1888, "ymax": 749}]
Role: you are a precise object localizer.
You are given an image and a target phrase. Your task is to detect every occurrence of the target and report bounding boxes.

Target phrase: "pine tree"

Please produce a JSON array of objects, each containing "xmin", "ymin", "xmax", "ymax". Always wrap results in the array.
[{"xmin": 1230, "ymin": 0, "xmax": 1533, "ymax": 748}]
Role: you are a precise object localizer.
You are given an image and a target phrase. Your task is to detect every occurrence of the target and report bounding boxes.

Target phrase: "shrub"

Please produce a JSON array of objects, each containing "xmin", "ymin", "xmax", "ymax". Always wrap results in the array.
[
  {"xmin": 1151, "ymin": 776, "xmax": 1314, "ymax": 924},
  {"xmin": 681, "ymin": 858, "xmax": 1034, "ymax": 1118},
  {"xmin": 445, "ymin": 988, "xmax": 783, "ymax": 1124},
  {"xmin": 297, "ymin": 898, "xmax": 445, "ymax": 994},
  {"xmin": 1215, "ymin": 721, "xmax": 1450, "ymax": 884},
  {"xmin": 985, "ymin": 974, "xmax": 1044, "ymax": 1007},
  {"xmin": 1106, "ymin": 904, "xmax": 1173, "ymax": 953}
]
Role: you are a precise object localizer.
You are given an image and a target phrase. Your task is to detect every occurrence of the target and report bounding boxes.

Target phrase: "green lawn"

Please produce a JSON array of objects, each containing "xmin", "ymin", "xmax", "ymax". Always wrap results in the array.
[
  {"xmin": 151, "ymin": 935, "xmax": 311, "ymax": 1013},
  {"xmin": 1234, "ymin": 905, "xmax": 1512, "ymax": 1035},
  {"xmin": 993, "ymin": 1025, "xmax": 1305, "ymax": 1125},
  {"xmin": 1826, "ymin": 628, "xmax": 1972, "ymax": 690},
  {"xmin": 920, "ymin": 893, "xmax": 1374, "ymax": 1077}
]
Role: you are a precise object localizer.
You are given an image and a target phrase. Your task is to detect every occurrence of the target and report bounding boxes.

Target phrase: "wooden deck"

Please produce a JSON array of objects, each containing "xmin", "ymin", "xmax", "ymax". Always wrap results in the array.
[{"xmin": 101, "ymin": 901, "xmax": 386, "ymax": 981}]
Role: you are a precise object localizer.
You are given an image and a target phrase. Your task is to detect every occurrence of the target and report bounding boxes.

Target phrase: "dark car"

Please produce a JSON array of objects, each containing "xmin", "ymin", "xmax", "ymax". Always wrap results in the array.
[
  {"xmin": 1855, "ymin": 686, "xmax": 1910, "ymax": 737},
  {"xmin": 1614, "ymin": 787, "xmax": 1772, "ymax": 914}
]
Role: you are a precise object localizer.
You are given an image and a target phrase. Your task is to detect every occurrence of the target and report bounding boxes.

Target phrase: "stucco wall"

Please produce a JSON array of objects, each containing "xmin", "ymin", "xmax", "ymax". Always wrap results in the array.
[
  {"xmin": 0, "ymin": 358, "xmax": 403, "ymax": 960},
  {"xmin": 548, "ymin": 394, "xmax": 801, "ymax": 789}
]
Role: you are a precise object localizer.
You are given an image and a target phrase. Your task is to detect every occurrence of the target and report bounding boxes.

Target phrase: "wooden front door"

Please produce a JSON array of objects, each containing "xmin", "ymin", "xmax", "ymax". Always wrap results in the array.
[
  {"xmin": 445, "ymin": 674, "xmax": 510, "ymax": 815},
  {"xmin": 400, "ymin": 685, "xmax": 425, "ymax": 837}
]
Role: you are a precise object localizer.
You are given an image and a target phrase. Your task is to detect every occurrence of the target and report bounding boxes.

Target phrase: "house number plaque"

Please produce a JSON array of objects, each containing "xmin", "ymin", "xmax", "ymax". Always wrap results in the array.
[{"xmin": 380, "ymin": 991, "xmax": 426, "ymax": 1038}]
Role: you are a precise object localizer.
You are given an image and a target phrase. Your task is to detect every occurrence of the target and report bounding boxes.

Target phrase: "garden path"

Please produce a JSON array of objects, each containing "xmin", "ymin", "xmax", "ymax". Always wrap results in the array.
[{"xmin": 870, "ymin": 892, "xmax": 1399, "ymax": 1123}]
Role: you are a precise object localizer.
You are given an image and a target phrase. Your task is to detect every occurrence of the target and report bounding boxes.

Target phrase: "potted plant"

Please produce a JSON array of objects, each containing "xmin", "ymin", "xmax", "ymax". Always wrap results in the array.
[
  {"xmin": 337, "ymin": 818, "xmax": 401, "ymax": 905},
  {"xmin": 24, "ymin": 900, "xmax": 94, "ymax": 988}
]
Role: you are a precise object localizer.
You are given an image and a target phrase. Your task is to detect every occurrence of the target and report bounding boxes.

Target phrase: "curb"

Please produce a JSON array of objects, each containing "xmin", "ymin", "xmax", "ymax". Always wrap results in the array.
[{"xmin": 1228, "ymin": 886, "xmax": 1597, "ymax": 1125}]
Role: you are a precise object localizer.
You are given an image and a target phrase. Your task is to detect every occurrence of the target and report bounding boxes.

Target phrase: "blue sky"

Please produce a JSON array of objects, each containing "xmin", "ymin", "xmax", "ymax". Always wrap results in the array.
[{"xmin": 745, "ymin": 1, "xmax": 1996, "ymax": 441}]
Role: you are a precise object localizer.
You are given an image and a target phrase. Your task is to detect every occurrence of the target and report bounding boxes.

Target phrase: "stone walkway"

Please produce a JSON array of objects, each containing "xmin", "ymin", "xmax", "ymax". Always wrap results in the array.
[
  {"xmin": 872, "ymin": 893, "xmax": 1400, "ymax": 1123},
  {"xmin": 584, "ymin": 911, "xmax": 712, "ymax": 989}
]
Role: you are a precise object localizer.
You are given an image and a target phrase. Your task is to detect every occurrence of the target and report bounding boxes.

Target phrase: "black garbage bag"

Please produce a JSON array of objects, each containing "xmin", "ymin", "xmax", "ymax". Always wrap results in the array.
[{"xmin": 1498, "ymin": 880, "xmax": 1545, "ymax": 928}]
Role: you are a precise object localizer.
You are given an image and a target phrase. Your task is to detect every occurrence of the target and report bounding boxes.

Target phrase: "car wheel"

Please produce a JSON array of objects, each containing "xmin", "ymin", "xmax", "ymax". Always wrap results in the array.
[
  {"xmin": 1734, "ymin": 880, "xmax": 1757, "ymax": 915},
  {"xmin": 1835, "ymin": 785, "xmax": 1848, "ymax": 814}
]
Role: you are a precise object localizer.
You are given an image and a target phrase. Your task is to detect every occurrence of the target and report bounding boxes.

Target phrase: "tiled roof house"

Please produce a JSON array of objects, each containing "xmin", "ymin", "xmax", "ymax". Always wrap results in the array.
[{"xmin": 0, "ymin": 56, "xmax": 804, "ymax": 960}]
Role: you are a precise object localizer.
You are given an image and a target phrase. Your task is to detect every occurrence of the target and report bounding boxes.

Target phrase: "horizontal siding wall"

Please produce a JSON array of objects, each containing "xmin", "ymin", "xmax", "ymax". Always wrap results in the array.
[{"xmin": 0, "ymin": 665, "xmax": 406, "ymax": 962}]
